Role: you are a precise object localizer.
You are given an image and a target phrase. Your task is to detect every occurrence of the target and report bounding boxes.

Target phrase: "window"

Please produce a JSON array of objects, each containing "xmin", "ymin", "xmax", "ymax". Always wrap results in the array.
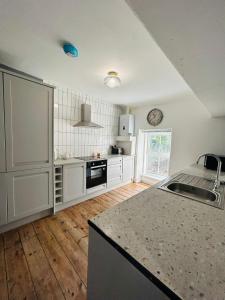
[{"xmin": 143, "ymin": 130, "xmax": 172, "ymax": 179}]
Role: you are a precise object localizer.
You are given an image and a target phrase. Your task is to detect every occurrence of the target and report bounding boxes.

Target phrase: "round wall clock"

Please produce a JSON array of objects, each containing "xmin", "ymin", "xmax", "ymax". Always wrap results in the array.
[{"xmin": 147, "ymin": 108, "xmax": 163, "ymax": 126}]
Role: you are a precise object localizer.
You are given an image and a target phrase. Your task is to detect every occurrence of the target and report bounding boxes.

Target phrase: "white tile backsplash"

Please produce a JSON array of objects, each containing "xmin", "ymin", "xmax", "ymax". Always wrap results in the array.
[{"xmin": 54, "ymin": 87, "xmax": 122, "ymax": 158}]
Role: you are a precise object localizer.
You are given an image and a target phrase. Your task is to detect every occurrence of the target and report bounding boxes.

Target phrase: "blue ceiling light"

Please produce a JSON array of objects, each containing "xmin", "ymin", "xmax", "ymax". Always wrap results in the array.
[{"xmin": 63, "ymin": 43, "xmax": 79, "ymax": 58}]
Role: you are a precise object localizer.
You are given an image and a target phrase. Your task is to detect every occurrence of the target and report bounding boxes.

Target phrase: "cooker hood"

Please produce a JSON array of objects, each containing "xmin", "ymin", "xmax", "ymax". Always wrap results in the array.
[{"xmin": 73, "ymin": 104, "xmax": 103, "ymax": 128}]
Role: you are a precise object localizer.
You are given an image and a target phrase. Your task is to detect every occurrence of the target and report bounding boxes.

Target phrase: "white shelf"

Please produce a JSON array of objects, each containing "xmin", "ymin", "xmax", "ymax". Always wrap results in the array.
[
  {"xmin": 55, "ymin": 193, "xmax": 62, "ymax": 198},
  {"xmin": 54, "ymin": 166, "xmax": 63, "ymax": 204},
  {"xmin": 116, "ymin": 136, "xmax": 136, "ymax": 142}
]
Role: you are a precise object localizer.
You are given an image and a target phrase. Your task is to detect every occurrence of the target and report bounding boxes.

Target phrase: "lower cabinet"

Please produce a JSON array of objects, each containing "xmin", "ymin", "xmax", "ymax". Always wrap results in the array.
[
  {"xmin": 63, "ymin": 163, "xmax": 86, "ymax": 202},
  {"xmin": 122, "ymin": 156, "xmax": 134, "ymax": 182},
  {"xmin": 0, "ymin": 173, "xmax": 7, "ymax": 226},
  {"xmin": 107, "ymin": 156, "xmax": 134, "ymax": 188},
  {"xmin": 7, "ymin": 167, "xmax": 53, "ymax": 222},
  {"xmin": 107, "ymin": 159, "xmax": 122, "ymax": 188}
]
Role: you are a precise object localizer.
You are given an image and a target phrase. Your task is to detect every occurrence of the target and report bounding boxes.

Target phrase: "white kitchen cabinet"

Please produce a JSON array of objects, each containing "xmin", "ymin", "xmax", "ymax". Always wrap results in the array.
[
  {"xmin": 7, "ymin": 168, "xmax": 53, "ymax": 222},
  {"xmin": 108, "ymin": 164, "xmax": 122, "ymax": 179},
  {"xmin": 0, "ymin": 72, "xmax": 6, "ymax": 172},
  {"xmin": 108, "ymin": 157, "xmax": 122, "ymax": 166},
  {"xmin": 107, "ymin": 157, "xmax": 122, "ymax": 188},
  {"xmin": 3, "ymin": 73, "xmax": 53, "ymax": 171},
  {"xmin": 0, "ymin": 173, "xmax": 7, "ymax": 226},
  {"xmin": 63, "ymin": 163, "xmax": 86, "ymax": 203},
  {"xmin": 122, "ymin": 156, "xmax": 134, "ymax": 183}
]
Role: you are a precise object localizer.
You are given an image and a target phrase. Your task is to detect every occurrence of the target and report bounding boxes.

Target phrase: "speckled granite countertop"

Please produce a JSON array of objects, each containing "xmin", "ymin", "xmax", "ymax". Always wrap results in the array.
[{"xmin": 90, "ymin": 166, "xmax": 225, "ymax": 300}]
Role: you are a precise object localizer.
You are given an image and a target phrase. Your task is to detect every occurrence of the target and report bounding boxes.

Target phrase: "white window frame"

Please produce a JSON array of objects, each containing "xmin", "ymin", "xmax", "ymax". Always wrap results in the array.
[{"xmin": 142, "ymin": 129, "xmax": 172, "ymax": 180}]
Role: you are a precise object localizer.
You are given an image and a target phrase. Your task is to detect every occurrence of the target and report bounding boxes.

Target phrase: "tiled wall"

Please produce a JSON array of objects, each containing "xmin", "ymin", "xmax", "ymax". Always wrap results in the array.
[{"xmin": 54, "ymin": 87, "xmax": 122, "ymax": 158}]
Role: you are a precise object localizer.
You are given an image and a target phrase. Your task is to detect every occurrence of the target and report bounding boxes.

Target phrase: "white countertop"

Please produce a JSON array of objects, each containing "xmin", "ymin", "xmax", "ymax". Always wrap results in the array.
[
  {"xmin": 54, "ymin": 154, "xmax": 135, "ymax": 166},
  {"xmin": 54, "ymin": 158, "xmax": 85, "ymax": 166},
  {"xmin": 90, "ymin": 166, "xmax": 225, "ymax": 299}
]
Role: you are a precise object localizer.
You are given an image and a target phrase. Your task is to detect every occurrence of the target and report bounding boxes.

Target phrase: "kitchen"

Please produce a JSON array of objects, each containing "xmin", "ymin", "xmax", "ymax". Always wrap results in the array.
[{"xmin": 0, "ymin": 1, "xmax": 225, "ymax": 300}]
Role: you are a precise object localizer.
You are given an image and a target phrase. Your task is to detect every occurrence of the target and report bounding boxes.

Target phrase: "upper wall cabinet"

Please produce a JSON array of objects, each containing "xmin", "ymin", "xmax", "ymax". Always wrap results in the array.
[
  {"xmin": 0, "ymin": 72, "xmax": 6, "ymax": 172},
  {"xmin": 3, "ymin": 74, "xmax": 53, "ymax": 171}
]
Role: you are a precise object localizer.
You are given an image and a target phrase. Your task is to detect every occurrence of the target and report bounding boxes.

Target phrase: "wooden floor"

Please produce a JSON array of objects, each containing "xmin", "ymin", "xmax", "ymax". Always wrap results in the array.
[{"xmin": 0, "ymin": 182, "xmax": 150, "ymax": 300}]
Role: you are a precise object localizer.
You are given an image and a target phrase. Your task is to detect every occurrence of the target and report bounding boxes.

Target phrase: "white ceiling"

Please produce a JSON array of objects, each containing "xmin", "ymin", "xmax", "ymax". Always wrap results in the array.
[
  {"xmin": 126, "ymin": 0, "xmax": 225, "ymax": 117},
  {"xmin": 0, "ymin": 0, "xmax": 193, "ymax": 106}
]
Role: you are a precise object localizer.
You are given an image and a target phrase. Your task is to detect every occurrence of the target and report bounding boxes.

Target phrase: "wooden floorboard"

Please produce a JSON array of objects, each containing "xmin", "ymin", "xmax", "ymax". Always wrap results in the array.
[
  {"xmin": 0, "ymin": 182, "xmax": 150, "ymax": 299},
  {"xmin": 22, "ymin": 235, "xmax": 65, "ymax": 300},
  {"xmin": 0, "ymin": 249, "xmax": 8, "ymax": 300},
  {"xmin": 5, "ymin": 244, "xmax": 37, "ymax": 299}
]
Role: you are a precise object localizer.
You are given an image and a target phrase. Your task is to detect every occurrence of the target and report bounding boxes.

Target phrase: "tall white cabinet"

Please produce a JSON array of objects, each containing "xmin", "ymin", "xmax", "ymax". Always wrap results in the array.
[
  {"xmin": 3, "ymin": 74, "xmax": 53, "ymax": 171},
  {"xmin": 0, "ymin": 174, "xmax": 7, "ymax": 226},
  {"xmin": 0, "ymin": 70, "xmax": 54, "ymax": 228},
  {"xmin": 0, "ymin": 72, "xmax": 6, "ymax": 172}
]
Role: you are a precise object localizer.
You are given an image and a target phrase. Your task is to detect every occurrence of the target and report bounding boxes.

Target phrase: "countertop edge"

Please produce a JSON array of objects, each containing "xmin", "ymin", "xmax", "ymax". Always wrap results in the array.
[
  {"xmin": 88, "ymin": 219, "xmax": 181, "ymax": 300},
  {"xmin": 54, "ymin": 159, "xmax": 85, "ymax": 166}
]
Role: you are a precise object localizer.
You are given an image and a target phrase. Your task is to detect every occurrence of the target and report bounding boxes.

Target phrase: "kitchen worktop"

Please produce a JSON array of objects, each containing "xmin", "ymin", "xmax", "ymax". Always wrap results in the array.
[
  {"xmin": 104, "ymin": 154, "xmax": 135, "ymax": 159},
  {"xmin": 54, "ymin": 158, "xmax": 85, "ymax": 166},
  {"xmin": 90, "ymin": 166, "xmax": 225, "ymax": 300},
  {"xmin": 54, "ymin": 154, "xmax": 135, "ymax": 165}
]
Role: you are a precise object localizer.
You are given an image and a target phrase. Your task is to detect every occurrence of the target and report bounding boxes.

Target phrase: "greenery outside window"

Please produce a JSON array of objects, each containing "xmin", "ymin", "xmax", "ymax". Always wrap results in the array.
[{"xmin": 143, "ymin": 130, "xmax": 172, "ymax": 180}]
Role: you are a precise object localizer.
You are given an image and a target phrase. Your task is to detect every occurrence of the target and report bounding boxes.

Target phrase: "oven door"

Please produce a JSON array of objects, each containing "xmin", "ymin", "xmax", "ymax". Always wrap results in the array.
[{"xmin": 86, "ymin": 165, "xmax": 107, "ymax": 189}]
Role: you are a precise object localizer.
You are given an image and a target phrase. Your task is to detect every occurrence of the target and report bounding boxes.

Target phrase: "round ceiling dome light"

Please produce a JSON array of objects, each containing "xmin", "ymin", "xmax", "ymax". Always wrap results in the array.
[
  {"xmin": 63, "ymin": 43, "xmax": 79, "ymax": 57},
  {"xmin": 104, "ymin": 71, "xmax": 121, "ymax": 88}
]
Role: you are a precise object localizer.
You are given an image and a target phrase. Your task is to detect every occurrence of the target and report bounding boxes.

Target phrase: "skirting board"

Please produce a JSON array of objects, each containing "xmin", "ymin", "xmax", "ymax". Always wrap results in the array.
[
  {"xmin": 0, "ymin": 209, "xmax": 52, "ymax": 233},
  {"xmin": 55, "ymin": 180, "xmax": 133, "ymax": 212},
  {"xmin": 141, "ymin": 176, "xmax": 160, "ymax": 186}
]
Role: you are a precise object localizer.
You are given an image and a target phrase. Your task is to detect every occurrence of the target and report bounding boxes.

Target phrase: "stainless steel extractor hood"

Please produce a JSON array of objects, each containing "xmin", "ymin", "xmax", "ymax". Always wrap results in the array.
[{"xmin": 73, "ymin": 104, "xmax": 103, "ymax": 128}]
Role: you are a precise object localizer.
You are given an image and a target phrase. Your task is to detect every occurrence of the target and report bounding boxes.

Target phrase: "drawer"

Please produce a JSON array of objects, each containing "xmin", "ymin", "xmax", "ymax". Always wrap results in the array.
[
  {"xmin": 107, "ymin": 177, "xmax": 122, "ymax": 189},
  {"xmin": 107, "ymin": 157, "xmax": 122, "ymax": 166},
  {"xmin": 107, "ymin": 164, "xmax": 122, "ymax": 180},
  {"xmin": 122, "ymin": 156, "xmax": 133, "ymax": 161}
]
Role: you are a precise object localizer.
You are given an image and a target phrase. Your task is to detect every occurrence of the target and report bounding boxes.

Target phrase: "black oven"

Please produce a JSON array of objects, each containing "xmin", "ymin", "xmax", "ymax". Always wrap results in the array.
[{"xmin": 86, "ymin": 160, "xmax": 107, "ymax": 189}]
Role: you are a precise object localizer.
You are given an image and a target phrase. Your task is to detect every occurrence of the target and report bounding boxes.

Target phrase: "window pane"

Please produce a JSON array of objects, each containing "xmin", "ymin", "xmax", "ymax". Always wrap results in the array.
[{"xmin": 143, "ymin": 131, "xmax": 172, "ymax": 179}]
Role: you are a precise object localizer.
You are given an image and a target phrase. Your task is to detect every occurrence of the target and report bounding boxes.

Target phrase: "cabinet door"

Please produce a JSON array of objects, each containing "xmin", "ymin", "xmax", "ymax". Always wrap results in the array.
[
  {"xmin": 0, "ymin": 173, "xmax": 7, "ymax": 226},
  {"xmin": 0, "ymin": 72, "xmax": 6, "ymax": 172},
  {"xmin": 123, "ymin": 157, "xmax": 134, "ymax": 182},
  {"xmin": 107, "ymin": 164, "xmax": 122, "ymax": 188},
  {"xmin": 63, "ymin": 164, "xmax": 86, "ymax": 203},
  {"xmin": 4, "ymin": 73, "xmax": 53, "ymax": 171},
  {"xmin": 7, "ymin": 168, "xmax": 53, "ymax": 222},
  {"xmin": 107, "ymin": 164, "xmax": 122, "ymax": 180}
]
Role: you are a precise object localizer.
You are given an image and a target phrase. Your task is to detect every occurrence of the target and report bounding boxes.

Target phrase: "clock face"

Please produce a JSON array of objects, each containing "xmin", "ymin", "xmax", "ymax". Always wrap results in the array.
[{"xmin": 147, "ymin": 109, "xmax": 163, "ymax": 126}]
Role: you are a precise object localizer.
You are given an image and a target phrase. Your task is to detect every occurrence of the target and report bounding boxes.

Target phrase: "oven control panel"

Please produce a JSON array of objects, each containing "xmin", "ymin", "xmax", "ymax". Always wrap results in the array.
[{"xmin": 87, "ymin": 160, "xmax": 107, "ymax": 168}]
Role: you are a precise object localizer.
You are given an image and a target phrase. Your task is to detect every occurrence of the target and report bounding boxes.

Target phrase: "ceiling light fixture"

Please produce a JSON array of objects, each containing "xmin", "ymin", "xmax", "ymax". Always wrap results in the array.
[{"xmin": 104, "ymin": 71, "xmax": 121, "ymax": 88}]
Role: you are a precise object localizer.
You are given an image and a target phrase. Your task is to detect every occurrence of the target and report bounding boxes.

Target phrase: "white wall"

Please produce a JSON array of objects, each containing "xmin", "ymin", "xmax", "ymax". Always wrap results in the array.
[
  {"xmin": 54, "ymin": 87, "xmax": 121, "ymax": 158},
  {"xmin": 132, "ymin": 93, "xmax": 225, "ymax": 181}
]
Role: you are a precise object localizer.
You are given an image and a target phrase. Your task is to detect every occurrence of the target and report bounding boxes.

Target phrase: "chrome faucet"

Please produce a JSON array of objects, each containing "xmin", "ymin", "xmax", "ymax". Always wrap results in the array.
[{"xmin": 196, "ymin": 153, "xmax": 222, "ymax": 191}]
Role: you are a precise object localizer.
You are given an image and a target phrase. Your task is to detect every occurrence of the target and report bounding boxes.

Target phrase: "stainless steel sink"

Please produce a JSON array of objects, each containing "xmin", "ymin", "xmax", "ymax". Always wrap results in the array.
[{"xmin": 158, "ymin": 173, "xmax": 224, "ymax": 209}]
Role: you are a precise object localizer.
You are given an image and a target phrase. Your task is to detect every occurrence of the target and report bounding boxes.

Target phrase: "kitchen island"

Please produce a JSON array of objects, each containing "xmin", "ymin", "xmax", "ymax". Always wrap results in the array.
[{"xmin": 87, "ymin": 166, "xmax": 225, "ymax": 300}]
